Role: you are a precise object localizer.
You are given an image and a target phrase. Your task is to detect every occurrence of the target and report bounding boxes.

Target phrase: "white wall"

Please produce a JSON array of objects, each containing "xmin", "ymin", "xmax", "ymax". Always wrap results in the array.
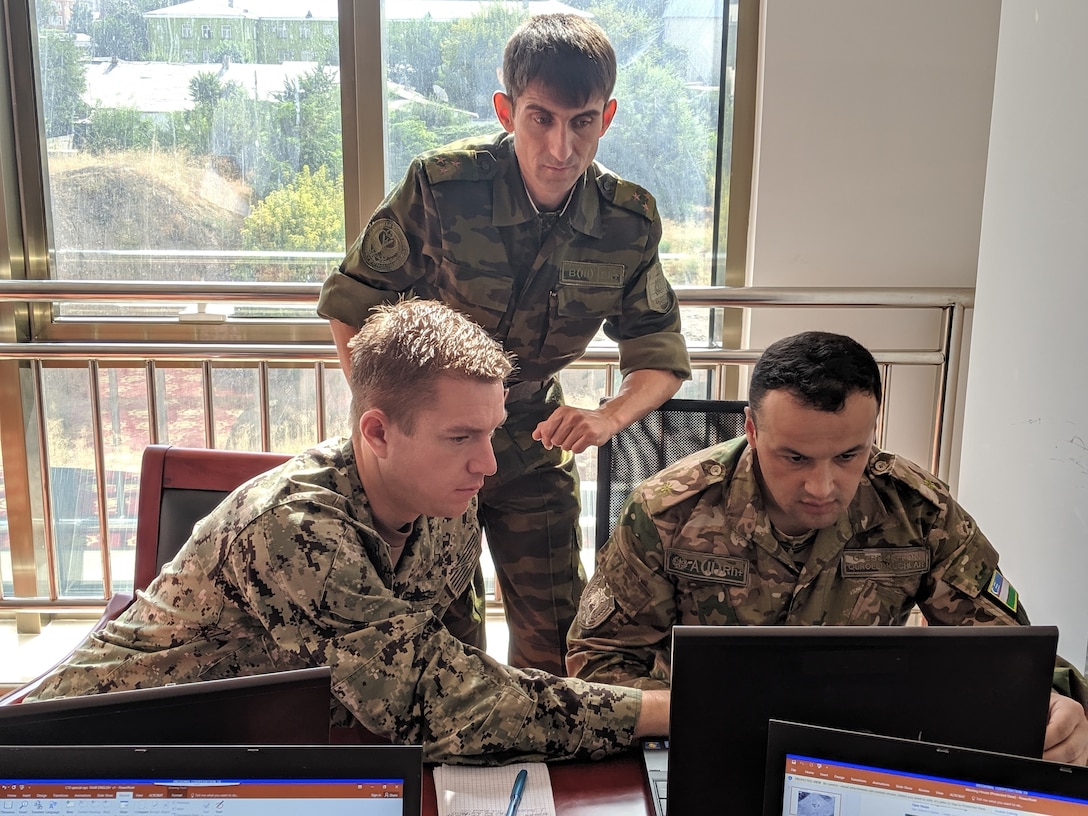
[
  {"xmin": 747, "ymin": 0, "xmax": 1000, "ymax": 471},
  {"xmin": 958, "ymin": 1, "xmax": 1088, "ymax": 669}
]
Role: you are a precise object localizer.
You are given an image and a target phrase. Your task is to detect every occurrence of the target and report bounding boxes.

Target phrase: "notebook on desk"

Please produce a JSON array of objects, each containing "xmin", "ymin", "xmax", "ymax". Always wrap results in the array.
[
  {"xmin": 0, "ymin": 743, "xmax": 423, "ymax": 816},
  {"xmin": 0, "ymin": 666, "xmax": 333, "ymax": 744},
  {"xmin": 763, "ymin": 718, "xmax": 1088, "ymax": 816},
  {"xmin": 659, "ymin": 625, "xmax": 1059, "ymax": 816}
]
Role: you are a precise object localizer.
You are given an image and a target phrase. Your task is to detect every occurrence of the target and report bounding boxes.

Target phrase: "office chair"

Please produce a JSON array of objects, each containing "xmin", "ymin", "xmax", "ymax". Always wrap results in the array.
[
  {"xmin": 0, "ymin": 444, "xmax": 290, "ymax": 704},
  {"xmin": 595, "ymin": 398, "xmax": 747, "ymax": 550}
]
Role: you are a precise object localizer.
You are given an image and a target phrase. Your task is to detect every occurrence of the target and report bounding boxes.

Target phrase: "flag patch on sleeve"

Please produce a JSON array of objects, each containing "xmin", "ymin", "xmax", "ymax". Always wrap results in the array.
[{"xmin": 985, "ymin": 568, "xmax": 1019, "ymax": 613}]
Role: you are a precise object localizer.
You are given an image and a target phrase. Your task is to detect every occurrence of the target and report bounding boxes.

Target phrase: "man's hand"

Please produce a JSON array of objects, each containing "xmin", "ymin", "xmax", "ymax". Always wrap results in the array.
[
  {"xmin": 532, "ymin": 406, "xmax": 620, "ymax": 453},
  {"xmin": 531, "ymin": 368, "xmax": 683, "ymax": 454},
  {"xmin": 634, "ymin": 689, "xmax": 670, "ymax": 738},
  {"xmin": 1044, "ymin": 691, "xmax": 1088, "ymax": 765}
]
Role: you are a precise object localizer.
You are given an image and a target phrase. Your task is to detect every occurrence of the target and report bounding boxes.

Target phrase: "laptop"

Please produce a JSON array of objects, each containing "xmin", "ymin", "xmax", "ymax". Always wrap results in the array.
[
  {"xmin": 764, "ymin": 718, "xmax": 1088, "ymax": 816},
  {"xmin": 0, "ymin": 743, "xmax": 422, "ymax": 815},
  {"xmin": 659, "ymin": 625, "xmax": 1059, "ymax": 816},
  {"xmin": 0, "ymin": 666, "xmax": 333, "ymax": 744}
]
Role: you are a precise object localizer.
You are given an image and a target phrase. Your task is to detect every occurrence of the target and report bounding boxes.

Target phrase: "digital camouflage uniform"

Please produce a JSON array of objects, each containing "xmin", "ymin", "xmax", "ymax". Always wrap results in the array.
[
  {"xmin": 26, "ymin": 438, "xmax": 644, "ymax": 764},
  {"xmin": 567, "ymin": 437, "xmax": 1088, "ymax": 706},
  {"xmin": 318, "ymin": 132, "xmax": 691, "ymax": 674}
]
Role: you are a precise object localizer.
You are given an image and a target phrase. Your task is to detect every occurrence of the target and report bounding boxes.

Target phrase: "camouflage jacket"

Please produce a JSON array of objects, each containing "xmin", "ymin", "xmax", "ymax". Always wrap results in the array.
[
  {"xmin": 317, "ymin": 132, "xmax": 691, "ymax": 384},
  {"xmin": 27, "ymin": 438, "xmax": 642, "ymax": 763},
  {"xmin": 567, "ymin": 436, "xmax": 1066, "ymax": 692}
]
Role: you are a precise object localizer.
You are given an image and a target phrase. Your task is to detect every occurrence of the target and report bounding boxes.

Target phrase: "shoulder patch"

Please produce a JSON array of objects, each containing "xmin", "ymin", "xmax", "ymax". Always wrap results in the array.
[
  {"xmin": 596, "ymin": 171, "xmax": 657, "ymax": 221},
  {"xmin": 577, "ymin": 572, "xmax": 616, "ymax": 630},
  {"xmin": 423, "ymin": 150, "xmax": 498, "ymax": 184},
  {"xmin": 645, "ymin": 263, "xmax": 672, "ymax": 313},
  {"xmin": 359, "ymin": 218, "xmax": 410, "ymax": 273},
  {"xmin": 984, "ymin": 568, "xmax": 1020, "ymax": 614}
]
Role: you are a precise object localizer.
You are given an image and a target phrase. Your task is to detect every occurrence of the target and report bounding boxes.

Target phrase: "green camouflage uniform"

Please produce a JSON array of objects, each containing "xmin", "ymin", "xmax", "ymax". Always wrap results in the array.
[
  {"xmin": 318, "ymin": 132, "xmax": 691, "ymax": 674},
  {"xmin": 26, "ymin": 438, "xmax": 643, "ymax": 764},
  {"xmin": 567, "ymin": 437, "xmax": 1088, "ymax": 706}
]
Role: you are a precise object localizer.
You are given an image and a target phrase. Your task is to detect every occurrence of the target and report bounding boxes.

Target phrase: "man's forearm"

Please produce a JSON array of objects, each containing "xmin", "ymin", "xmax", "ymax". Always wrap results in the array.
[{"xmin": 598, "ymin": 369, "xmax": 683, "ymax": 434}]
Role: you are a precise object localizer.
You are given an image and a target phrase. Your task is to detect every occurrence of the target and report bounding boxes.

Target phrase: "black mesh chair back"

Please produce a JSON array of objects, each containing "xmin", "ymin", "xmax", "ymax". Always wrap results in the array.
[{"xmin": 595, "ymin": 398, "xmax": 748, "ymax": 550}]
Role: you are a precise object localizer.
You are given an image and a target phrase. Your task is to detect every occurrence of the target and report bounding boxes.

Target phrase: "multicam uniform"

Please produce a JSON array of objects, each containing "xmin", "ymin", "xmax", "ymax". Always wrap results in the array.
[
  {"xmin": 318, "ymin": 133, "xmax": 691, "ymax": 674},
  {"xmin": 27, "ymin": 438, "xmax": 643, "ymax": 764},
  {"xmin": 567, "ymin": 437, "xmax": 1087, "ymax": 704}
]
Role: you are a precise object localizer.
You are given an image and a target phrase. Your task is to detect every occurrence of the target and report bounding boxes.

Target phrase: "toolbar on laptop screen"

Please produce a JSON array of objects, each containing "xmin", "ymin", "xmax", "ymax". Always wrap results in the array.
[
  {"xmin": 773, "ymin": 752, "xmax": 1088, "ymax": 816},
  {"xmin": 0, "ymin": 776, "xmax": 408, "ymax": 816}
]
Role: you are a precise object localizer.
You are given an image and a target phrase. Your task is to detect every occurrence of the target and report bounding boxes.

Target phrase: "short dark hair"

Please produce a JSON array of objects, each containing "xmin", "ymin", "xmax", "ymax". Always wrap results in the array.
[
  {"xmin": 748, "ymin": 331, "xmax": 882, "ymax": 418},
  {"xmin": 502, "ymin": 13, "xmax": 617, "ymax": 108},
  {"xmin": 348, "ymin": 299, "xmax": 513, "ymax": 434}
]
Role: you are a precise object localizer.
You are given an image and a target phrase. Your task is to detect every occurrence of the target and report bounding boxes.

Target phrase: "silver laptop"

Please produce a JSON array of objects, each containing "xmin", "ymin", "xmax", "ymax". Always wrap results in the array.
[
  {"xmin": 764, "ymin": 719, "xmax": 1088, "ymax": 816},
  {"xmin": 0, "ymin": 743, "xmax": 423, "ymax": 816}
]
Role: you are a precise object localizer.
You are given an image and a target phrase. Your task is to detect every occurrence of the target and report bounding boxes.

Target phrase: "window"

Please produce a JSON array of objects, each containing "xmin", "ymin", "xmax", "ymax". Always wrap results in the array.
[{"xmin": 1, "ymin": 0, "xmax": 754, "ymax": 603}]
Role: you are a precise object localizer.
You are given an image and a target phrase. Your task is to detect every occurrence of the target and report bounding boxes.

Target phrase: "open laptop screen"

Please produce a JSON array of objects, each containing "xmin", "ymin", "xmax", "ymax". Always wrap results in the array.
[
  {"xmin": 667, "ymin": 625, "xmax": 1059, "ymax": 816},
  {"xmin": 0, "ymin": 744, "xmax": 423, "ymax": 816},
  {"xmin": 764, "ymin": 719, "xmax": 1088, "ymax": 816}
]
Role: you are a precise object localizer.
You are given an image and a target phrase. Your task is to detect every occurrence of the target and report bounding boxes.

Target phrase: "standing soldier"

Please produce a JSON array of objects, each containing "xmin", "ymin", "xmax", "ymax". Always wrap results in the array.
[{"xmin": 318, "ymin": 14, "xmax": 691, "ymax": 674}]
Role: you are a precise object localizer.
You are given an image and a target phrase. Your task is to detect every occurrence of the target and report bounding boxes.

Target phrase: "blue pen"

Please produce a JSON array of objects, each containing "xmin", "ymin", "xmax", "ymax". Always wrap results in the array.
[{"xmin": 504, "ymin": 768, "xmax": 528, "ymax": 816}]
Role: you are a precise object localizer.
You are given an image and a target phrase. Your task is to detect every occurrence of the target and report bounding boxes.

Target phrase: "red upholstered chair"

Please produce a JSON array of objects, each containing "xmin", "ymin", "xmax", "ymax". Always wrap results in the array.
[{"xmin": 0, "ymin": 445, "xmax": 290, "ymax": 704}]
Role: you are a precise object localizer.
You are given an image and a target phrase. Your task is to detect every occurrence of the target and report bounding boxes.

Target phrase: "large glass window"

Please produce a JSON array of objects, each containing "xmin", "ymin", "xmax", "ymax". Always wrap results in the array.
[{"xmin": 1, "ymin": 0, "xmax": 752, "ymax": 603}]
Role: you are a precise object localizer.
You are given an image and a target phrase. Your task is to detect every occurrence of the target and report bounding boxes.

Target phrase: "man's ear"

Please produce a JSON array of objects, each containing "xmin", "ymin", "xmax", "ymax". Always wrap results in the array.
[
  {"xmin": 744, "ymin": 406, "xmax": 758, "ymax": 450},
  {"xmin": 600, "ymin": 98, "xmax": 618, "ymax": 135},
  {"xmin": 358, "ymin": 410, "xmax": 392, "ymax": 458},
  {"xmin": 493, "ymin": 91, "xmax": 515, "ymax": 132}
]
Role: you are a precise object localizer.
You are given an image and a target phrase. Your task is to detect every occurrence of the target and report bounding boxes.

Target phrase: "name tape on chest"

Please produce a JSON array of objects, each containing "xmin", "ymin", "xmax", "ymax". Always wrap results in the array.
[
  {"xmin": 839, "ymin": 547, "xmax": 931, "ymax": 578},
  {"xmin": 560, "ymin": 261, "xmax": 624, "ymax": 287},
  {"xmin": 665, "ymin": 548, "xmax": 749, "ymax": 586}
]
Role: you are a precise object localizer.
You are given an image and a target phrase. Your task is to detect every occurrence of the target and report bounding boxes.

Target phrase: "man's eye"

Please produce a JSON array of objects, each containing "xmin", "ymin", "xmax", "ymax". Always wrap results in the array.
[{"xmin": 450, "ymin": 436, "xmax": 469, "ymax": 444}]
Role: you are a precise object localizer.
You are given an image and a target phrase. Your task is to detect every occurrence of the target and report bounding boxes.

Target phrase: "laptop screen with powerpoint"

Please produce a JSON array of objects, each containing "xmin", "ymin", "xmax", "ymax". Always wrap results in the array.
[
  {"xmin": 0, "ymin": 666, "xmax": 333, "ymax": 744},
  {"xmin": 664, "ymin": 625, "xmax": 1059, "ymax": 816},
  {"xmin": 0, "ymin": 743, "xmax": 423, "ymax": 816},
  {"xmin": 763, "ymin": 719, "xmax": 1088, "ymax": 816}
]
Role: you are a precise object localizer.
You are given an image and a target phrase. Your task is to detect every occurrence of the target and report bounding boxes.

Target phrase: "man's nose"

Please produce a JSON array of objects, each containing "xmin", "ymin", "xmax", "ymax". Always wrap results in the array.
[
  {"xmin": 471, "ymin": 440, "xmax": 498, "ymax": 477},
  {"xmin": 804, "ymin": 462, "xmax": 835, "ymax": 498},
  {"xmin": 548, "ymin": 126, "xmax": 574, "ymax": 161}
]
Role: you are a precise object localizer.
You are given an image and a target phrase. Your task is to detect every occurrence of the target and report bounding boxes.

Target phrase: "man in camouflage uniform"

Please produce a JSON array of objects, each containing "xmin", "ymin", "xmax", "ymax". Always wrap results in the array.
[
  {"xmin": 27, "ymin": 300, "xmax": 669, "ymax": 764},
  {"xmin": 318, "ymin": 14, "xmax": 691, "ymax": 674},
  {"xmin": 567, "ymin": 330, "xmax": 1088, "ymax": 765}
]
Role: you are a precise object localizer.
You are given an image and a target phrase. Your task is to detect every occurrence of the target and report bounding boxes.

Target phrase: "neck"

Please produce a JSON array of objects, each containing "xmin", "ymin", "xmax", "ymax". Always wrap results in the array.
[{"xmin": 352, "ymin": 436, "xmax": 417, "ymax": 537}]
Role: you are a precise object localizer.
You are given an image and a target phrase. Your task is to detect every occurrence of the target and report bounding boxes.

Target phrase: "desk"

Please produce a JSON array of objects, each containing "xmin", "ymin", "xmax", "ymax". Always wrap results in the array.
[
  {"xmin": 422, "ymin": 753, "xmax": 652, "ymax": 816},
  {"xmin": 332, "ymin": 729, "xmax": 653, "ymax": 815}
]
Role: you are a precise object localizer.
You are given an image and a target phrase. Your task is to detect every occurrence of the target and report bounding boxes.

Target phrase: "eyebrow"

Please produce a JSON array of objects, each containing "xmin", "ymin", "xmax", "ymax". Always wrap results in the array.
[{"xmin": 522, "ymin": 102, "xmax": 602, "ymax": 121}]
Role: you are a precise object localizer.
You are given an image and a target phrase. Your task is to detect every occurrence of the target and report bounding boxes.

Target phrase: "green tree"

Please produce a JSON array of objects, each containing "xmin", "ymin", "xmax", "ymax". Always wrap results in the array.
[
  {"xmin": 38, "ymin": 31, "xmax": 88, "ymax": 139},
  {"xmin": 82, "ymin": 106, "xmax": 155, "ymax": 153},
  {"xmin": 67, "ymin": 2, "xmax": 93, "ymax": 35},
  {"xmin": 92, "ymin": 0, "xmax": 151, "ymax": 60},
  {"xmin": 439, "ymin": 4, "xmax": 527, "ymax": 117},
  {"xmin": 387, "ymin": 17, "xmax": 444, "ymax": 98},
  {"xmin": 256, "ymin": 67, "xmax": 342, "ymax": 199},
  {"xmin": 241, "ymin": 165, "xmax": 345, "ymax": 280}
]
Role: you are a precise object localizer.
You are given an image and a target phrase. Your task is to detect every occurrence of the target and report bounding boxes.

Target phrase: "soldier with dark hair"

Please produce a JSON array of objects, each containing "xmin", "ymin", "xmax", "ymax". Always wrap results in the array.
[
  {"xmin": 567, "ymin": 330, "xmax": 1088, "ymax": 765},
  {"xmin": 27, "ymin": 299, "xmax": 670, "ymax": 764},
  {"xmin": 319, "ymin": 13, "xmax": 691, "ymax": 674}
]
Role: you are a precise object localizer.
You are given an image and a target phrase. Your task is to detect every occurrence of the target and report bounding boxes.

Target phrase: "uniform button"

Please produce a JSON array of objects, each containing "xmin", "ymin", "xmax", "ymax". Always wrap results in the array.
[
  {"xmin": 480, "ymin": 159, "xmax": 492, "ymax": 172},
  {"xmin": 706, "ymin": 463, "xmax": 723, "ymax": 477},
  {"xmin": 871, "ymin": 459, "xmax": 890, "ymax": 474},
  {"xmin": 603, "ymin": 178, "xmax": 615, "ymax": 192}
]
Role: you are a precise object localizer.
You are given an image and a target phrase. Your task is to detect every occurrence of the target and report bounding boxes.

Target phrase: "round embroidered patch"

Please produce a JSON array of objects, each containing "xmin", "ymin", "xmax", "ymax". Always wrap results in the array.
[
  {"xmin": 360, "ymin": 218, "xmax": 410, "ymax": 273},
  {"xmin": 578, "ymin": 575, "xmax": 616, "ymax": 630}
]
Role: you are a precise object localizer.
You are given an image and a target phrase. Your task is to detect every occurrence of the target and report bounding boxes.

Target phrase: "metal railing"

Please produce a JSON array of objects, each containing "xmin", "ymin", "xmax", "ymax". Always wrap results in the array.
[{"xmin": 0, "ymin": 281, "xmax": 973, "ymax": 611}]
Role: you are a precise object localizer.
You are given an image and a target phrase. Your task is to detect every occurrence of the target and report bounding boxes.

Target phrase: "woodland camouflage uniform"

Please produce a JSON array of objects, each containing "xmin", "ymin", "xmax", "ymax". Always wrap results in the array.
[{"xmin": 318, "ymin": 132, "xmax": 691, "ymax": 673}]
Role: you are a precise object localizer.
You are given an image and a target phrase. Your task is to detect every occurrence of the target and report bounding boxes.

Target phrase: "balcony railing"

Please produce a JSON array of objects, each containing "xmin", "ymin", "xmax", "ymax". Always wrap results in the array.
[{"xmin": 0, "ymin": 281, "xmax": 973, "ymax": 616}]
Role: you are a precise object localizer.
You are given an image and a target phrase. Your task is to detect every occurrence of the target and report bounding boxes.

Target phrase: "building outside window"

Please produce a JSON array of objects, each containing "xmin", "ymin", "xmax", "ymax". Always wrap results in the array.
[
  {"xmin": 201, "ymin": 24, "xmax": 211, "ymax": 39},
  {"xmin": 180, "ymin": 24, "xmax": 192, "ymax": 39},
  {"xmin": 221, "ymin": 25, "xmax": 232, "ymax": 40}
]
